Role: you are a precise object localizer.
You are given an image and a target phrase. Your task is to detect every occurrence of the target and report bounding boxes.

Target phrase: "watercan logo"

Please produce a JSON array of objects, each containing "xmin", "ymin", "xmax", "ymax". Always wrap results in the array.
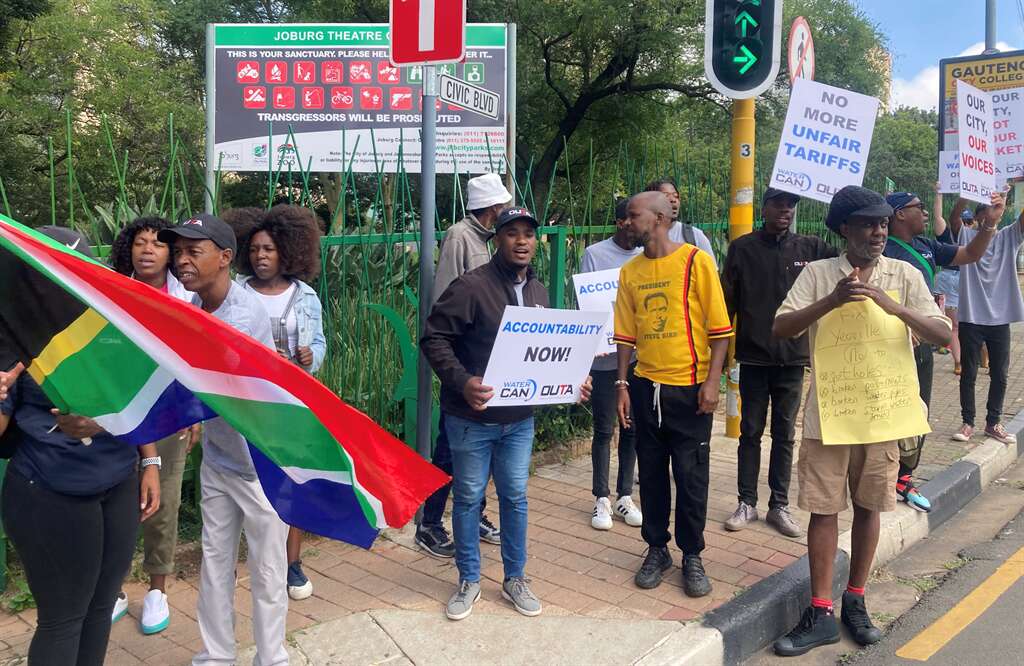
[{"xmin": 499, "ymin": 379, "xmax": 537, "ymax": 401}]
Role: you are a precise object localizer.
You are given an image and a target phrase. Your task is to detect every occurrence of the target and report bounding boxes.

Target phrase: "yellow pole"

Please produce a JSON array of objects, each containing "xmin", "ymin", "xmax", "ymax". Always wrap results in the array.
[{"xmin": 725, "ymin": 98, "xmax": 756, "ymax": 439}]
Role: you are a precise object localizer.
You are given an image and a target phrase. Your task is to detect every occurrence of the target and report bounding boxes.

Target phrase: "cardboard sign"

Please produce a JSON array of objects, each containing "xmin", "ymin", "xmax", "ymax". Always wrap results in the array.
[
  {"xmin": 992, "ymin": 87, "xmax": 1024, "ymax": 179},
  {"xmin": 814, "ymin": 295, "xmax": 930, "ymax": 445},
  {"xmin": 956, "ymin": 80, "xmax": 997, "ymax": 204},
  {"xmin": 938, "ymin": 150, "xmax": 960, "ymax": 193},
  {"xmin": 481, "ymin": 307, "xmax": 608, "ymax": 407},
  {"xmin": 940, "ymin": 49, "xmax": 1024, "ymax": 153},
  {"xmin": 769, "ymin": 78, "xmax": 880, "ymax": 203},
  {"xmin": 571, "ymin": 267, "xmax": 621, "ymax": 355}
]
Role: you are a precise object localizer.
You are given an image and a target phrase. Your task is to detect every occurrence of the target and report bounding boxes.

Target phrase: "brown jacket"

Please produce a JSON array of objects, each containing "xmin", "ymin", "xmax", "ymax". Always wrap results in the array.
[{"xmin": 421, "ymin": 254, "xmax": 549, "ymax": 423}]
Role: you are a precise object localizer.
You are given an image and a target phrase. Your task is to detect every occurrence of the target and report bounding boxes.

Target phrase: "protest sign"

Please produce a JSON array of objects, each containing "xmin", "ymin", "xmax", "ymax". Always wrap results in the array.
[
  {"xmin": 571, "ymin": 267, "xmax": 621, "ymax": 355},
  {"xmin": 813, "ymin": 295, "xmax": 930, "ymax": 445},
  {"xmin": 956, "ymin": 80, "xmax": 996, "ymax": 204},
  {"xmin": 770, "ymin": 78, "xmax": 880, "ymax": 203},
  {"xmin": 938, "ymin": 150, "xmax": 960, "ymax": 193},
  {"xmin": 992, "ymin": 87, "xmax": 1024, "ymax": 179},
  {"xmin": 481, "ymin": 307, "xmax": 608, "ymax": 407}
]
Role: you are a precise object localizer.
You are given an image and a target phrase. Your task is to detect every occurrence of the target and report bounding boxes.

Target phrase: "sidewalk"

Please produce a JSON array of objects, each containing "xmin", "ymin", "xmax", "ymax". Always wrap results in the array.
[{"xmin": 0, "ymin": 325, "xmax": 1022, "ymax": 665}]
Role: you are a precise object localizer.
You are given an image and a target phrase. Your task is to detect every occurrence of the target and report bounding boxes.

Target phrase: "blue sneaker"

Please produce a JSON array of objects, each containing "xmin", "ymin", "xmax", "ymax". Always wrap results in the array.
[
  {"xmin": 288, "ymin": 560, "xmax": 313, "ymax": 600},
  {"xmin": 897, "ymin": 475, "xmax": 931, "ymax": 512}
]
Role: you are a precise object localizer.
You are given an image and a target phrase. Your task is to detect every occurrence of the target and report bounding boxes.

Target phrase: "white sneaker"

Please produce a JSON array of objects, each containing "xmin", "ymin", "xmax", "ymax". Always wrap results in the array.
[
  {"xmin": 111, "ymin": 591, "xmax": 128, "ymax": 623},
  {"xmin": 591, "ymin": 497, "xmax": 613, "ymax": 530},
  {"xmin": 140, "ymin": 589, "xmax": 170, "ymax": 635},
  {"xmin": 615, "ymin": 496, "xmax": 643, "ymax": 527}
]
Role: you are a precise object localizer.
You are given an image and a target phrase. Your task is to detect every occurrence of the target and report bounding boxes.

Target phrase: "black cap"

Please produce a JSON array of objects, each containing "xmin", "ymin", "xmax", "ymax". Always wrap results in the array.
[
  {"xmin": 762, "ymin": 188, "xmax": 800, "ymax": 205},
  {"xmin": 825, "ymin": 186, "xmax": 893, "ymax": 232},
  {"xmin": 495, "ymin": 206, "xmax": 540, "ymax": 232},
  {"xmin": 158, "ymin": 213, "xmax": 237, "ymax": 253},
  {"xmin": 37, "ymin": 226, "xmax": 95, "ymax": 258}
]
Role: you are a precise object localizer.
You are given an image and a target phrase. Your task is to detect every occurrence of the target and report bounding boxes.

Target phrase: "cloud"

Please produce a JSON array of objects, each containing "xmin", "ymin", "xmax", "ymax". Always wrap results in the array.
[{"xmin": 891, "ymin": 41, "xmax": 1019, "ymax": 110}]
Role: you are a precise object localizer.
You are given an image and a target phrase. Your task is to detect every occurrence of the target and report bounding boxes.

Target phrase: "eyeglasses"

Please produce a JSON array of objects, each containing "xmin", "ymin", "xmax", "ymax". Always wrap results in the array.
[{"xmin": 899, "ymin": 202, "xmax": 924, "ymax": 211}]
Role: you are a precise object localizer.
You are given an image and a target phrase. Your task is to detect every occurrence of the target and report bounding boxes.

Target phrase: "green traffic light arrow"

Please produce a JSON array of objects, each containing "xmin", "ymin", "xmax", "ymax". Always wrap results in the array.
[
  {"xmin": 733, "ymin": 45, "xmax": 758, "ymax": 74},
  {"xmin": 735, "ymin": 10, "xmax": 759, "ymax": 38}
]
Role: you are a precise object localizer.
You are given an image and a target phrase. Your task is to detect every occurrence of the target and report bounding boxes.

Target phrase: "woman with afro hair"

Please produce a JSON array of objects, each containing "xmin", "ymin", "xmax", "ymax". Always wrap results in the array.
[
  {"xmin": 236, "ymin": 204, "xmax": 327, "ymax": 601},
  {"xmin": 108, "ymin": 216, "xmax": 198, "ymax": 636}
]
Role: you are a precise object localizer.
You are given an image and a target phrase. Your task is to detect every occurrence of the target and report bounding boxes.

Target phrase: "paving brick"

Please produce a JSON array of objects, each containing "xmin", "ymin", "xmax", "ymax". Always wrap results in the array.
[
  {"xmin": 766, "ymin": 551, "xmax": 799, "ymax": 568},
  {"xmin": 144, "ymin": 645, "xmax": 193, "ymax": 665},
  {"xmin": 739, "ymin": 559, "xmax": 781, "ymax": 579},
  {"xmin": 702, "ymin": 546, "xmax": 748, "ymax": 568},
  {"xmin": 729, "ymin": 540, "xmax": 776, "ymax": 562},
  {"xmin": 660, "ymin": 606, "xmax": 699, "ymax": 621},
  {"xmin": 618, "ymin": 592, "xmax": 675, "ymax": 620}
]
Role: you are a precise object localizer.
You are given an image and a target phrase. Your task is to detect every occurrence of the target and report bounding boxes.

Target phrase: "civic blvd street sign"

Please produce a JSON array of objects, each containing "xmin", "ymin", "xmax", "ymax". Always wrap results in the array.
[
  {"xmin": 389, "ymin": 0, "xmax": 466, "ymax": 66},
  {"xmin": 439, "ymin": 74, "xmax": 500, "ymax": 119}
]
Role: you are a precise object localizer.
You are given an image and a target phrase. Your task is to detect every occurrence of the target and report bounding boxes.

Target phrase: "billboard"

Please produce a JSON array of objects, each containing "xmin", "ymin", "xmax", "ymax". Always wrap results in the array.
[{"xmin": 208, "ymin": 23, "xmax": 508, "ymax": 174}]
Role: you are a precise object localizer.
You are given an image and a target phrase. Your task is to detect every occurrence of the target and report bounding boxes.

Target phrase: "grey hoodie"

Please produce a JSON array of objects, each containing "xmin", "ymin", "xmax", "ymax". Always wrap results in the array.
[{"xmin": 432, "ymin": 214, "xmax": 494, "ymax": 305}]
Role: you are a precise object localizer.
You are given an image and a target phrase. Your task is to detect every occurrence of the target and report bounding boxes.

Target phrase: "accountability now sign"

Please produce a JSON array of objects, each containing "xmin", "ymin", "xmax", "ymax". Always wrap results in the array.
[
  {"xmin": 208, "ymin": 23, "xmax": 508, "ymax": 174},
  {"xmin": 481, "ymin": 307, "xmax": 608, "ymax": 407},
  {"xmin": 571, "ymin": 268, "xmax": 621, "ymax": 355},
  {"xmin": 956, "ymin": 80, "xmax": 997, "ymax": 204},
  {"xmin": 769, "ymin": 78, "xmax": 880, "ymax": 203}
]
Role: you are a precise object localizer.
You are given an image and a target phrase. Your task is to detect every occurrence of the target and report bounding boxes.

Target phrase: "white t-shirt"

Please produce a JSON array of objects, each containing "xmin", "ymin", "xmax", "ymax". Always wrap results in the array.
[
  {"xmin": 513, "ymin": 279, "xmax": 526, "ymax": 306},
  {"xmin": 247, "ymin": 283, "xmax": 299, "ymax": 355}
]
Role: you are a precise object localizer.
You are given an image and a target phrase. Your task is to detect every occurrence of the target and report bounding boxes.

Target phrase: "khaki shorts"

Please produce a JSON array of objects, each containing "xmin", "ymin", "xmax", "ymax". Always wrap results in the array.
[{"xmin": 797, "ymin": 438, "xmax": 899, "ymax": 515}]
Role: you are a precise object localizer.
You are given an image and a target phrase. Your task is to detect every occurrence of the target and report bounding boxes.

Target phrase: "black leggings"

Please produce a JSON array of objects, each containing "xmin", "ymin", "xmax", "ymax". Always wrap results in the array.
[{"xmin": 2, "ymin": 467, "xmax": 139, "ymax": 666}]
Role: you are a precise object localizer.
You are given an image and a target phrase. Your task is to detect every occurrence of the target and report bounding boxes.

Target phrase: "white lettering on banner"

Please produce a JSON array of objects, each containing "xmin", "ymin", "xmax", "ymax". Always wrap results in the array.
[
  {"xmin": 956, "ymin": 80, "xmax": 998, "ymax": 204},
  {"xmin": 938, "ymin": 150, "xmax": 961, "ymax": 194},
  {"xmin": 770, "ymin": 78, "xmax": 880, "ymax": 204},
  {"xmin": 571, "ymin": 268, "xmax": 622, "ymax": 355},
  {"xmin": 482, "ymin": 306, "xmax": 608, "ymax": 407}
]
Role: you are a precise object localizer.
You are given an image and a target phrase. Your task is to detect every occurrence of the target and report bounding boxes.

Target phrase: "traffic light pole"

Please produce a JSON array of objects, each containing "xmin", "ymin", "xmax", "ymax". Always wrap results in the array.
[{"xmin": 725, "ymin": 97, "xmax": 756, "ymax": 439}]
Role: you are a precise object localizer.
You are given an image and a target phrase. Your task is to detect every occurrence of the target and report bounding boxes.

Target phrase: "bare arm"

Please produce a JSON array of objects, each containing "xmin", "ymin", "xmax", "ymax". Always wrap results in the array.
[
  {"xmin": 952, "ymin": 223, "xmax": 998, "ymax": 264},
  {"xmin": 932, "ymin": 184, "xmax": 947, "ymax": 237},
  {"xmin": 948, "ymin": 198, "xmax": 968, "ymax": 236},
  {"xmin": 616, "ymin": 343, "xmax": 633, "ymax": 429}
]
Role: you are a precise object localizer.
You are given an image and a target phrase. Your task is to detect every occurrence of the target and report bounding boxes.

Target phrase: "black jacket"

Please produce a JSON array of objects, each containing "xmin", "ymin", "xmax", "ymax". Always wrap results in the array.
[
  {"xmin": 721, "ymin": 229, "xmax": 837, "ymax": 366},
  {"xmin": 421, "ymin": 254, "xmax": 549, "ymax": 423}
]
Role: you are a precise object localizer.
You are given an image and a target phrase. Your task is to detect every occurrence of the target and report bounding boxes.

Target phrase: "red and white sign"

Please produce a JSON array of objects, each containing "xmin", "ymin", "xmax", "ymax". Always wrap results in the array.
[
  {"xmin": 361, "ymin": 87, "xmax": 384, "ymax": 110},
  {"xmin": 321, "ymin": 61, "xmax": 344, "ymax": 84},
  {"xmin": 236, "ymin": 61, "xmax": 260, "ymax": 83},
  {"xmin": 956, "ymin": 80, "xmax": 997, "ymax": 204},
  {"xmin": 265, "ymin": 61, "xmax": 287, "ymax": 83},
  {"xmin": 390, "ymin": 87, "xmax": 413, "ymax": 110},
  {"xmin": 787, "ymin": 17, "xmax": 815, "ymax": 86},
  {"xmin": 349, "ymin": 61, "xmax": 372, "ymax": 83},
  {"xmin": 302, "ymin": 87, "xmax": 324, "ymax": 109},
  {"xmin": 272, "ymin": 87, "xmax": 295, "ymax": 109},
  {"xmin": 330, "ymin": 87, "xmax": 354, "ymax": 109},
  {"xmin": 242, "ymin": 86, "xmax": 266, "ymax": 109},
  {"xmin": 389, "ymin": 0, "xmax": 467, "ymax": 66},
  {"xmin": 378, "ymin": 62, "xmax": 401, "ymax": 84}
]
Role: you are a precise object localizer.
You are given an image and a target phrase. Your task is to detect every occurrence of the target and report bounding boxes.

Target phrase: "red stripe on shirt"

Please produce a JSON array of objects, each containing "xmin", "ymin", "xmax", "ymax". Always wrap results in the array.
[{"xmin": 681, "ymin": 247, "xmax": 699, "ymax": 385}]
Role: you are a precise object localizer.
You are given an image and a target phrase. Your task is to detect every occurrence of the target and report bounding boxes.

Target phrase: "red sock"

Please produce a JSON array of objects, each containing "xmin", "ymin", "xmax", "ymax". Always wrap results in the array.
[
  {"xmin": 811, "ymin": 597, "xmax": 833, "ymax": 612},
  {"xmin": 846, "ymin": 584, "xmax": 865, "ymax": 596}
]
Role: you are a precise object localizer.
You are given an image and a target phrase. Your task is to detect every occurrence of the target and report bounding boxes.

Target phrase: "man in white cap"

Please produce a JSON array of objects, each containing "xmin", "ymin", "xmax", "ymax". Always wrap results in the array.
[{"xmin": 414, "ymin": 172, "xmax": 512, "ymax": 558}]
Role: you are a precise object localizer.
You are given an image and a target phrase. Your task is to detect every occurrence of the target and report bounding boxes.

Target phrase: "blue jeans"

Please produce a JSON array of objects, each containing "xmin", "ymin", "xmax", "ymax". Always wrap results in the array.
[{"xmin": 446, "ymin": 413, "xmax": 534, "ymax": 583}]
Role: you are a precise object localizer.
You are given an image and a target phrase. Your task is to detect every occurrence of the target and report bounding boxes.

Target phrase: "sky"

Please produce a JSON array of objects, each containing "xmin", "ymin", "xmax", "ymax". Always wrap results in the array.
[{"xmin": 854, "ymin": 0, "xmax": 1024, "ymax": 109}]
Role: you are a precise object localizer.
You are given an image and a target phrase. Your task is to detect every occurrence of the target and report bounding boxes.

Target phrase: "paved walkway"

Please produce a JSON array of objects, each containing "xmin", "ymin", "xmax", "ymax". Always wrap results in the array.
[{"xmin": 0, "ymin": 323, "xmax": 1022, "ymax": 665}]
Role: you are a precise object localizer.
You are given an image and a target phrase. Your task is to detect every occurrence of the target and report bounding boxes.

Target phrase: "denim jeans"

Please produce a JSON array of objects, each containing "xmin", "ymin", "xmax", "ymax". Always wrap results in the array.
[
  {"xmin": 446, "ymin": 413, "xmax": 534, "ymax": 583},
  {"xmin": 590, "ymin": 368, "xmax": 637, "ymax": 498},
  {"xmin": 420, "ymin": 412, "xmax": 489, "ymax": 529}
]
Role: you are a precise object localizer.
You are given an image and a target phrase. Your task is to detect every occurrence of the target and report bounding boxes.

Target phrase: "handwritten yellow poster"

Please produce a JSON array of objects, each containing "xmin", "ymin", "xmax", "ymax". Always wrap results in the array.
[{"xmin": 813, "ymin": 296, "xmax": 931, "ymax": 445}]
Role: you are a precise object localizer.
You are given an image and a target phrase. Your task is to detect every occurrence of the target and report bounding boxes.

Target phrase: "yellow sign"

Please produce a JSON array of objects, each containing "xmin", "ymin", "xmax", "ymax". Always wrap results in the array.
[
  {"xmin": 813, "ymin": 295, "xmax": 930, "ymax": 445},
  {"xmin": 941, "ymin": 49, "xmax": 1024, "ymax": 151}
]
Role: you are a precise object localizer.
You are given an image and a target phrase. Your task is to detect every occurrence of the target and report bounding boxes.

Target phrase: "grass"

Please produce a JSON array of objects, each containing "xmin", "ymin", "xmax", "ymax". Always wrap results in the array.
[
  {"xmin": 943, "ymin": 556, "xmax": 970, "ymax": 571},
  {"xmin": 2, "ymin": 577, "xmax": 35, "ymax": 614},
  {"xmin": 871, "ymin": 611, "xmax": 897, "ymax": 625},
  {"xmin": 899, "ymin": 574, "xmax": 940, "ymax": 595}
]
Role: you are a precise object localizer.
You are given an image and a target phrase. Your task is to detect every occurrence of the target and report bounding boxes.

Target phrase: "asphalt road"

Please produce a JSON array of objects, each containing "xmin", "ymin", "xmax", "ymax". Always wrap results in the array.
[{"xmin": 852, "ymin": 508, "xmax": 1024, "ymax": 666}]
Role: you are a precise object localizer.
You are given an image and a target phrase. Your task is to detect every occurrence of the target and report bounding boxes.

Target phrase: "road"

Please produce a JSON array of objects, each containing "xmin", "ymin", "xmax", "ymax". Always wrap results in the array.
[{"xmin": 744, "ymin": 458, "xmax": 1024, "ymax": 666}]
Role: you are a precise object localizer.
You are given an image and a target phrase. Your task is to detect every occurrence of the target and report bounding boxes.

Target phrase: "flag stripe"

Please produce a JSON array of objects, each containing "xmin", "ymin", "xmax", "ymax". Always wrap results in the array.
[{"xmin": 28, "ymin": 309, "xmax": 108, "ymax": 383}]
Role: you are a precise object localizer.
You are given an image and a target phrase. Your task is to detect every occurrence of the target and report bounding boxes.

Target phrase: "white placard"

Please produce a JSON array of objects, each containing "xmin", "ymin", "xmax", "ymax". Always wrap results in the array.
[
  {"xmin": 481, "ymin": 307, "xmax": 608, "ymax": 407},
  {"xmin": 956, "ymin": 80, "xmax": 997, "ymax": 204},
  {"xmin": 938, "ymin": 150, "xmax": 960, "ymax": 193},
  {"xmin": 992, "ymin": 87, "xmax": 1024, "ymax": 179},
  {"xmin": 571, "ymin": 267, "xmax": 621, "ymax": 355},
  {"xmin": 769, "ymin": 78, "xmax": 880, "ymax": 203}
]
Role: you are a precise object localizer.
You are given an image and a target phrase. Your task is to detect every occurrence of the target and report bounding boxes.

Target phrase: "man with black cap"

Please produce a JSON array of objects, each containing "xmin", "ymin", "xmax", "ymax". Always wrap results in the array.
[
  {"xmin": 772, "ymin": 186, "xmax": 951, "ymax": 657},
  {"xmin": 720, "ymin": 188, "xmax": 836, "ymax": 538},
  {"xmin": 422, "ymin": 207, "xmax": 592, "ymax": 621},
  {"xmin": 158, "ymin": 214, "xmax": 290, "ymax": 666},
  {"xmin": 882, "ymin": 191, "xmax": 996, "ymax": 512}
]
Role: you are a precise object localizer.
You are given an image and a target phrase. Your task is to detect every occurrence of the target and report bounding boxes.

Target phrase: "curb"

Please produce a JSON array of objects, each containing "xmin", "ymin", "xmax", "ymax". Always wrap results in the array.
[{"xmin": 695, "ymin": 412, "xmax": 1024, "ymax": 666}]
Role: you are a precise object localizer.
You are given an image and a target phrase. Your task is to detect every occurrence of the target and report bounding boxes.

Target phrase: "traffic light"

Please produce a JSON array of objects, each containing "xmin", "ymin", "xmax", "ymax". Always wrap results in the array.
[{"xmin": 704, "ymin": 0, "xmax": 783, "ymax": 99}]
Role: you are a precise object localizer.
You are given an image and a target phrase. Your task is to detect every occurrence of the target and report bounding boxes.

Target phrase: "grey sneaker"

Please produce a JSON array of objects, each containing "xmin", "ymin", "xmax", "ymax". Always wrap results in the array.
[
  {"xmin": 502, "ymin": 576, "xmax": 542, "ymax": 617},
  {"xmin": 724, "ymin": 501, "xmax": 759, "ymax": 531},
  {"xmin": 445, "ymin": 580, "xmax": 481, "ymax": 621},
  {"xmin": 766, "ymin": 505, "xmax": 803, "ymax": 538}
]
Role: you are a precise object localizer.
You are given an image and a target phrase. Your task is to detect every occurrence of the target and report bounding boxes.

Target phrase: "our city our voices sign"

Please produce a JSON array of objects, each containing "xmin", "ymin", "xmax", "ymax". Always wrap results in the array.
[
  {"xmin": 956, "ymin": 80, "xmax": 997, "ymax": 205},
  {"xmin": 571, "ymin": 267, "xmax": 621, "ymax": 355},
  {"xmin": 769, "ymin": 78, "xmax": 880, "ymax": 203},
  {"xmin": 481, "ymin": 307, "xmax": 608, "ymax": 407}
]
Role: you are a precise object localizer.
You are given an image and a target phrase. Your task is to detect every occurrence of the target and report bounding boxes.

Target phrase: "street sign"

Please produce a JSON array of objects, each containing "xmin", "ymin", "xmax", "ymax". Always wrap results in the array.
[
  {"xmin": 389, "ymin": 0, "xmax": 466, "ymax": 66},
  {"xmin": 704, "ymin": 0, "xmax": 783, "ymax": 99},
  {"xmin": 787, "ymin": 16, "xmax": 815, "ymax": 85},
  {"xmin": 438, "ymin": 74, "xmax": 500, "ymax": 119}
]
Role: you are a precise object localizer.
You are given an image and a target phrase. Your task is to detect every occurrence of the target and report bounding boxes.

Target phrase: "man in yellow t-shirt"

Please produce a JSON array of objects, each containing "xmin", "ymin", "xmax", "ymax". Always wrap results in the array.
[{"xmin": 613, "ymin": 191, "xmax": 733, "ymax": 598}]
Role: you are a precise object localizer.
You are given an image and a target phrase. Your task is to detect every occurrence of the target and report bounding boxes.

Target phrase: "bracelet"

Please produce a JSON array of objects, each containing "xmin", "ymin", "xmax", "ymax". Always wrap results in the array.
[
  {"xmin": 614, "ymin": 379, "xmax": 629, "ymax": 388},
  {"xmin": 140, "ymin": 456, "xmax": 162, "ymax": 471}
]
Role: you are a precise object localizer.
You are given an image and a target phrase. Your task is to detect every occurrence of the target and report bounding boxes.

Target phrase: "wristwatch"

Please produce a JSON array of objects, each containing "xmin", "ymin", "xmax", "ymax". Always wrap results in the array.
[{"xmin": 140, "ymin": 456, "xmax": 162, "ymax": 471}]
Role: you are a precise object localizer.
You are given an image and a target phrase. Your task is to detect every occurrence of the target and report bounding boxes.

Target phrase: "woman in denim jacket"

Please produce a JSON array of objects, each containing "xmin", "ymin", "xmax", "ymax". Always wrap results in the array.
[{"xmin": 236, "ymin": 205, "xmax": 326, "ymax": 600}]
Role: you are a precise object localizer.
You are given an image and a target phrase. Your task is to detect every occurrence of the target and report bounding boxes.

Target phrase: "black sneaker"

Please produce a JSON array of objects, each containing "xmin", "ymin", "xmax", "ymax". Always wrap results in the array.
[
  {"xmin": 479, "ymin": 514, "xmax": 501, "ymax": 545},
  {"xmin": 682, "ymin": 555, "xmax": 712, "ymax": 597},
  {"xmin": 841, "ymin": 591, "xmax": 883, "ymax": 646},
  {"xmin": 634, "ymin": 546, "xmax": 672, "ymax": 589},
  {"xmin": 773, "ymin": 606, "xmax": 840, "ymax": 657},
  {"xmin": 415, "ymin": 525, "xmax": 455, "ymax": 559}
]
